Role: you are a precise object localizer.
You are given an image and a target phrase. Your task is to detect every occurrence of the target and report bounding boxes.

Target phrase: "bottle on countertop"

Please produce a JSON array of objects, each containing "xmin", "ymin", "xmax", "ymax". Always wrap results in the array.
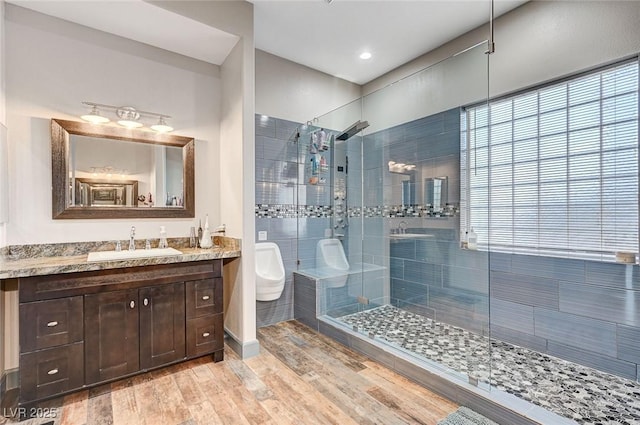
[
  {"xmin": 467, "ymin": 227, "xmax": 478, "ymax": 250},
  {"xmin": 197, "ymin": 219, "xmax": 203, "ymax": 248},
  {"xmin": 200, "ymin": 214, "xmax": 213, "ymax": 248},
  {"xmin": 461, "ymin": 230, "xmax": 468, "ymax": 249},
  {"xmin": 189, "ymin": 226, "xmax": 197, "ymax": 248}
]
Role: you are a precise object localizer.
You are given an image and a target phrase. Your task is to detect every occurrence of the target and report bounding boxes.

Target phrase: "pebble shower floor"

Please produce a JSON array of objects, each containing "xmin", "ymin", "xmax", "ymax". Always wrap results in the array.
[{"xmin": 339, "ymin": 305, "xmax": 640, "ymax": 425}]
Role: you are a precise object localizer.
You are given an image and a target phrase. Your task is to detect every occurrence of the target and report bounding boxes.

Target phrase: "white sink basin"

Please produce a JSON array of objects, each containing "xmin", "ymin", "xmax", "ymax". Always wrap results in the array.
[{"xmin": 87, "ymin": 247, "xmax": 183, "ymax": 262}]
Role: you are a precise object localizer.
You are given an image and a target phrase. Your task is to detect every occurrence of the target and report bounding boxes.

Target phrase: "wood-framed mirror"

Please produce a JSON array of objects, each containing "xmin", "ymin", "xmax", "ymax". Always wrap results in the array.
[{"xmin": 51, "ymin": 118, "xmax": 195, "ymax": 219}]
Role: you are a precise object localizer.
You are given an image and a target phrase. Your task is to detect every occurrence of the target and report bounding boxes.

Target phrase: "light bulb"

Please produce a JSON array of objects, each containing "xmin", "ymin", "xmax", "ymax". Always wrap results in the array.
[
  {"xmin": 117, "ymin": 120, "xmax": 143, "ymax": 129},
  {"xmin": 150, "ymin": 117, "xmax": 173, "ymax": 133},
  {"xmin": 81, "ymin": 105, "xmax": 109, "ymax": 124},
  {"xmin": 116, "ymin": 107, "xmax": 141, "ymax": 129}
]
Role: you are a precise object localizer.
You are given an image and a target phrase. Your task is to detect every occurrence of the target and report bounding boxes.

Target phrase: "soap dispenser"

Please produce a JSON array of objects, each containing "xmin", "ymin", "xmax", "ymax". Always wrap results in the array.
[
  {"xmin": 159, "ymin": 226, "xmax": 168, "ymax": 249},
  {"xmin": 200, "ymin": 215, "xmax": 213, "ymax": 248}
]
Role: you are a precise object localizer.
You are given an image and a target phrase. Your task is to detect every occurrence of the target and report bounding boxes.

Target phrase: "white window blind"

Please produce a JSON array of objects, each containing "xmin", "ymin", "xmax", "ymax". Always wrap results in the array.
[{"xmin": 461, "ymin": 59, "xmax": 639, "ymax": 261}]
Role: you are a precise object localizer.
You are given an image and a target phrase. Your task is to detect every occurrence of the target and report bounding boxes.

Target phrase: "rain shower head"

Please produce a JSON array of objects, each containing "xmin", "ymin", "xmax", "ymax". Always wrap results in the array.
[{"xmin": 336, "ymin": 120, "xmax": 369, "ymax": 140}]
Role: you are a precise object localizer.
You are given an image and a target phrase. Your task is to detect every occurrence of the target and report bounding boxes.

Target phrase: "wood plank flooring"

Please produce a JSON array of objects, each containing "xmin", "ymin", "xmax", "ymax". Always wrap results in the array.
[{"xmin": 1, "ymin": 320, "xmax": 458, "ymax": 425}]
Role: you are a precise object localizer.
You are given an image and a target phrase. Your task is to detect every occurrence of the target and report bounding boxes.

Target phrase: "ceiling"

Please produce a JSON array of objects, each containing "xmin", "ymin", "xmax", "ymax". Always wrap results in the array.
[{"xmin": 8, "ymin": 0, "xmax": 528, "ymax": 86}]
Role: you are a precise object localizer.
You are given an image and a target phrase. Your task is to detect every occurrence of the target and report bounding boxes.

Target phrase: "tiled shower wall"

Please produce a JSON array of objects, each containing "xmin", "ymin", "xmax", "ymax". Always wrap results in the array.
[
  {"xmin": 382, "ymin": 110, "xmax": 640, "ymax": 382},
  {"xmin": 255, "ymin": 115, "xmax": 332, "ymax": 327}
]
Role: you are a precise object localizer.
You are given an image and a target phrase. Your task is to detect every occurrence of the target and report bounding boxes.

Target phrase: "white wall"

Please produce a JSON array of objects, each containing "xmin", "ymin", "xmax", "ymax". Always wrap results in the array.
[
  {"xmin": 5, "ymin": 4, "xmax": 221, "ymax": 246},
  {"xmin": 364, "ymin": 1, "xmax": 640, "ymax": 106},
  {"xmin": 256, "ymin": 49, "xmax": 361, "ymax": 123},
  {"xmin": 150, "ymin": 0, "xmax": 258, "ymax": 357}
]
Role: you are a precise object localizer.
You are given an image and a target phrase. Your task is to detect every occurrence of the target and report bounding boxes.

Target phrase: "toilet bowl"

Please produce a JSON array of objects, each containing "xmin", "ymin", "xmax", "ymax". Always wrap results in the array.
[
  {"xmin": 255, "ymin": 242, "xmax": 286, "ymax": 301},
  {"xmin": 316, "ymin": 238, "xmax": 350, "ymax": 288}
]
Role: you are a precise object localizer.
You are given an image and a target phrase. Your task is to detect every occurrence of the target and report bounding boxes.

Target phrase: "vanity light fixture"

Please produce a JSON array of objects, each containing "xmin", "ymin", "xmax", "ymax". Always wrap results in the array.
[
  {"xmin": 81, "ymin": 104, "xmax": 110, "ymax": 124},
  {"xmin": 116, "ymin": 106, "xmax": 143, "ymax": 128},
  {"xmin": 388, "ymin": 161, "xmax": 416, "ymax": 174},
  {"xmin": 80, "ymin": 102, "xmax": 174, "ymax": 132},
  {"xmin": 150, "ymin": 116, "xmax": 174, "ymax": 133}
]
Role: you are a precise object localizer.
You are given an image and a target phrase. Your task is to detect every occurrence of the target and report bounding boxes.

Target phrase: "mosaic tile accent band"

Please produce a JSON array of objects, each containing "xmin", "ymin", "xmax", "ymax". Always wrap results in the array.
[
  {"xmin": 255, "ymin": 204, "xmax": 459, "ymax": 218},
  {"xmin": 339, "ymin": 305, "xmax": 640, "ymax": 425}
]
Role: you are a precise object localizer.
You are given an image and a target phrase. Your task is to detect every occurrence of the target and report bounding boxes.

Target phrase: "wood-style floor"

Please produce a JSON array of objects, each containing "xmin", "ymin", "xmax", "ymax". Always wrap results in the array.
[{"xmin": 2, "ymin": 320, "xmax": 458, "ymax": 425}]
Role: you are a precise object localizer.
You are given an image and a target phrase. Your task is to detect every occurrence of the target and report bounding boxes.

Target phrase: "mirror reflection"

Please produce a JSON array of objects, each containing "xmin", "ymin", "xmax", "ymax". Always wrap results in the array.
[
  {"xmin": 425, "ymin": 177, "xmax": 448, "ymax": 210},
  {"xmin": 69, "ymin": 135, "xmax": 184, "ymax": 208},
  {"xmin": 74, "ymin": 178, "xmax": 138, "ymax": 207}
]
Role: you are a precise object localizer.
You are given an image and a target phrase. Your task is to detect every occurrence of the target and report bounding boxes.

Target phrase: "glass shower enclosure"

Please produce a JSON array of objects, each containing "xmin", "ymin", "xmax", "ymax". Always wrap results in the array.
[{"xmin": 294, "ymin": 42, "xmax": 491, "ymax": 389}]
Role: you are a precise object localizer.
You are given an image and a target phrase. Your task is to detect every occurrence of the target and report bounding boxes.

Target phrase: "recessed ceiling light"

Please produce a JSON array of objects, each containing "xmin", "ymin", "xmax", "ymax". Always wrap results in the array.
[{"xmin": 359, "ymin": 51, "xmax": 372, "ymax": 60}]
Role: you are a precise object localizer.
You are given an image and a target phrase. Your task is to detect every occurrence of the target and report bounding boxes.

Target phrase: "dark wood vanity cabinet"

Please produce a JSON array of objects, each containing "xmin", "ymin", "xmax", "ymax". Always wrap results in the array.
[
  {"xmin": 17, "ymin": 260, "xmax": 223, "ymax": 405},
  {"xmin": 84, "ymin": 289, "xmax": 140, "ymax": 384}
]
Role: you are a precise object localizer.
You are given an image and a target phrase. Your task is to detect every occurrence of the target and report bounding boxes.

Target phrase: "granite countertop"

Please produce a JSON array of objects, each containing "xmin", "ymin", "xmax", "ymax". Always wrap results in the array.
[{"xmin": 0, "ymin": 237, "xmax": 241, "ymax": 279}]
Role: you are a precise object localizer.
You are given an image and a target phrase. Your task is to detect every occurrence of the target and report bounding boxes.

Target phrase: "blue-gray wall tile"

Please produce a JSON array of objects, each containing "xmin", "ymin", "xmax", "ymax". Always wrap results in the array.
[
  {"xmin": 443, "ymin": 265, "xmax": 488, "ymax": 294},
  {"xmin": 617, "ymin": 324, "xmax": 640, "ymax": 364},
  {"xmin": 275, "ymin": 118, "xmax": 300, "ymax": 141},
  {"xmin": 390, "ymin": 279, "xmax": 429, "ymax": 304},
  {"xmin": 559, "ymin": 282, "xmax": 640, "ymax": 327},
  {"xmin": 390, "ymin": 258, "xmax": 404, "ymax": 279},
  {"xmin": 490, "ymin": 298, "xmax": 535, "ymax": 334},
  {"xmin": 546, "ymin": 341, "xmax": 637, "ymax": 380},
  {"xmin": 490, "ymin": 324, "xmax": 548, "ymax": 352},
  {"xmin": 511, "ymin": 255, "xmax": 585, "ymax": 283},
  {"xmin": 255, "ymin": 182, "xmax": 295, "ymax": 205},
  {"xmin": 491, "ymin": 271, "xmax": 559, "ymax": 309},
  {"xmin": 489, "ymin": 252, "xmax": 512, "ymax": 272},
  {"xmin": 262, "ymin": 138, "xmax": 299, "ymax": 162},
  {"xmin": 255, "ymin": 115, "xmax": 276, "ymax": 138},
  {"xmin": 585, "ymin": 261, "xmax": 640, "ymax": 290},
  {"xmin": 534, "ymin": 308, "xmax": 617, "ymax": 357},
  {"xmin": 390, "ymin": 239, "xmax": 416, "ymax": 260}
]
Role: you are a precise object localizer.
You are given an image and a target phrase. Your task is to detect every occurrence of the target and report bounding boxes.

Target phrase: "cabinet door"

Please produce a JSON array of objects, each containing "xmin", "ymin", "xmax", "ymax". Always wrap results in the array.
[
  {"xmin": 85, "ymin": 289, "xmax": 140, "ymax": 384},
  {"xmin": 139, "ymin": 283, "xmax": 186, "ymax": 370}
]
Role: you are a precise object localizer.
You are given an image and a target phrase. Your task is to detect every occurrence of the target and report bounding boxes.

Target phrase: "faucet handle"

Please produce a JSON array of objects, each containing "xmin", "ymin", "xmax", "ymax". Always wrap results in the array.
[
  {"xmin": 130, "ymin": 226, "xmax": 136, "ymax": 237},
  {"xmin": 115, "ymin": 241, "xmax": 122, "ymax": 251}
]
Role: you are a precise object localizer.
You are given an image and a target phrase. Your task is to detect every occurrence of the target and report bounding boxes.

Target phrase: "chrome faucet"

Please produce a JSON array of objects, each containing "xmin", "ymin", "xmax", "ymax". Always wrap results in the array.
[
  {"xmin": 398, "ymin": 220, "xmax": 407, "ymax": 234},
  {"xmin": 129, "ymin": 226, "xmax": 136, "ymax": 251}
]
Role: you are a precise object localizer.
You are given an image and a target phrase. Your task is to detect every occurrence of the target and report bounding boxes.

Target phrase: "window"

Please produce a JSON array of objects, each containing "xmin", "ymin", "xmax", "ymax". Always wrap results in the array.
[{"xmin": 461, "ymin": 59, "xmax": 639, "ymax": 260}]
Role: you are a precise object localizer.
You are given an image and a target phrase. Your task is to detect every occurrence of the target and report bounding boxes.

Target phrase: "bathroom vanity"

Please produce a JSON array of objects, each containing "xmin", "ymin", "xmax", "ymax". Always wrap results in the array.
[{"xmin": 0, "ymin": 240, "xmax": 240, "ymax": 407}]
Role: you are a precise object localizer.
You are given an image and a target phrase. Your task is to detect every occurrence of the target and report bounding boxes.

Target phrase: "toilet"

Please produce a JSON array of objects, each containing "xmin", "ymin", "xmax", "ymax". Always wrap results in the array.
[
  {"xmin": 255, "ymin": 242, "xmax": 286, "ymax": 301},
  {"xmin": 316, "ymin": 238, "xmax": 350, "ymax": 288}
]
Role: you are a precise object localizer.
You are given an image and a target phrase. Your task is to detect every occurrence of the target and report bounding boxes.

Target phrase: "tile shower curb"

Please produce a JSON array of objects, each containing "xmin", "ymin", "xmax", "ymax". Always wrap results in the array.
[{"xmin": 315, "ymin": 317, "xmax": 577, "ymax": 425}]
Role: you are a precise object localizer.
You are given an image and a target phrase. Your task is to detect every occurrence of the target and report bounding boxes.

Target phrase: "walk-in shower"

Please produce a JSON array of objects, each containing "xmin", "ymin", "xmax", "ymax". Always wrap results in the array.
[{"xmin": 291, "ymin": 41, "xmax": 640, "ymax": 425}]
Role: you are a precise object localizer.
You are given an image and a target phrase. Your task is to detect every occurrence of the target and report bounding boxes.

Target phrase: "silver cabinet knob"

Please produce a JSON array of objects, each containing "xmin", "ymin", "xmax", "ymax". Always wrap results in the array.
[
  {"xmin": 46, "ymin": 321, "xmax": 58, "ymax": 327},
  {"xmin": 130, "ymin": 301, "xmax": 135, "ymax": 309},
  {"xmin": 202, "ymin": 295, "xmax": 210, "ymax": 301},
  {"xmin": 47, "ymin": 368, "xmax": 59, "ymax": 375},
  {"xmin": 143, "ymin": 298, "xmax": 149, "ymax": 306},
  {"xmin": 202, "ymin": 332, "xmax": 210, "ymax": 338}
]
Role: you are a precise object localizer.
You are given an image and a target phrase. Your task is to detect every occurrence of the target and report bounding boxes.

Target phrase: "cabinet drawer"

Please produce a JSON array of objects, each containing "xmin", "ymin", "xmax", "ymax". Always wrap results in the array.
[
  {"xmin": 20, "ymin": 342, "xmax": 84, "ymax": 403},
  {"xmin": 186, "ymin": 278, "xmax": 222, "ymax": 318},
  {"xmin": 186, "ymin": 314, "xmax": 223, "ymax": 357},
  {"xmin": 20, "ymin": 296, "xmax": 83, "ymax": 352}
]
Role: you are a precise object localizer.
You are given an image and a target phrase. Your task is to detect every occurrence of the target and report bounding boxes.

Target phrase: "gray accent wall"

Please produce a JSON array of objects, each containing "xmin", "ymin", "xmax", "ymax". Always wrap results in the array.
[
  {"xmin": 255, "ymin": 114, "xmax": 301, "ymax": 327},
  {"xmin": 381, "ymin": 110, "xmax": 640, "ymax": 382},
  {"xmin": 255, "ymin": 114, "xmax": 334, "ymax": 327},
  {"xmin": 489, "ymin": 253, "xmax": 640, "ymax": 381}
]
